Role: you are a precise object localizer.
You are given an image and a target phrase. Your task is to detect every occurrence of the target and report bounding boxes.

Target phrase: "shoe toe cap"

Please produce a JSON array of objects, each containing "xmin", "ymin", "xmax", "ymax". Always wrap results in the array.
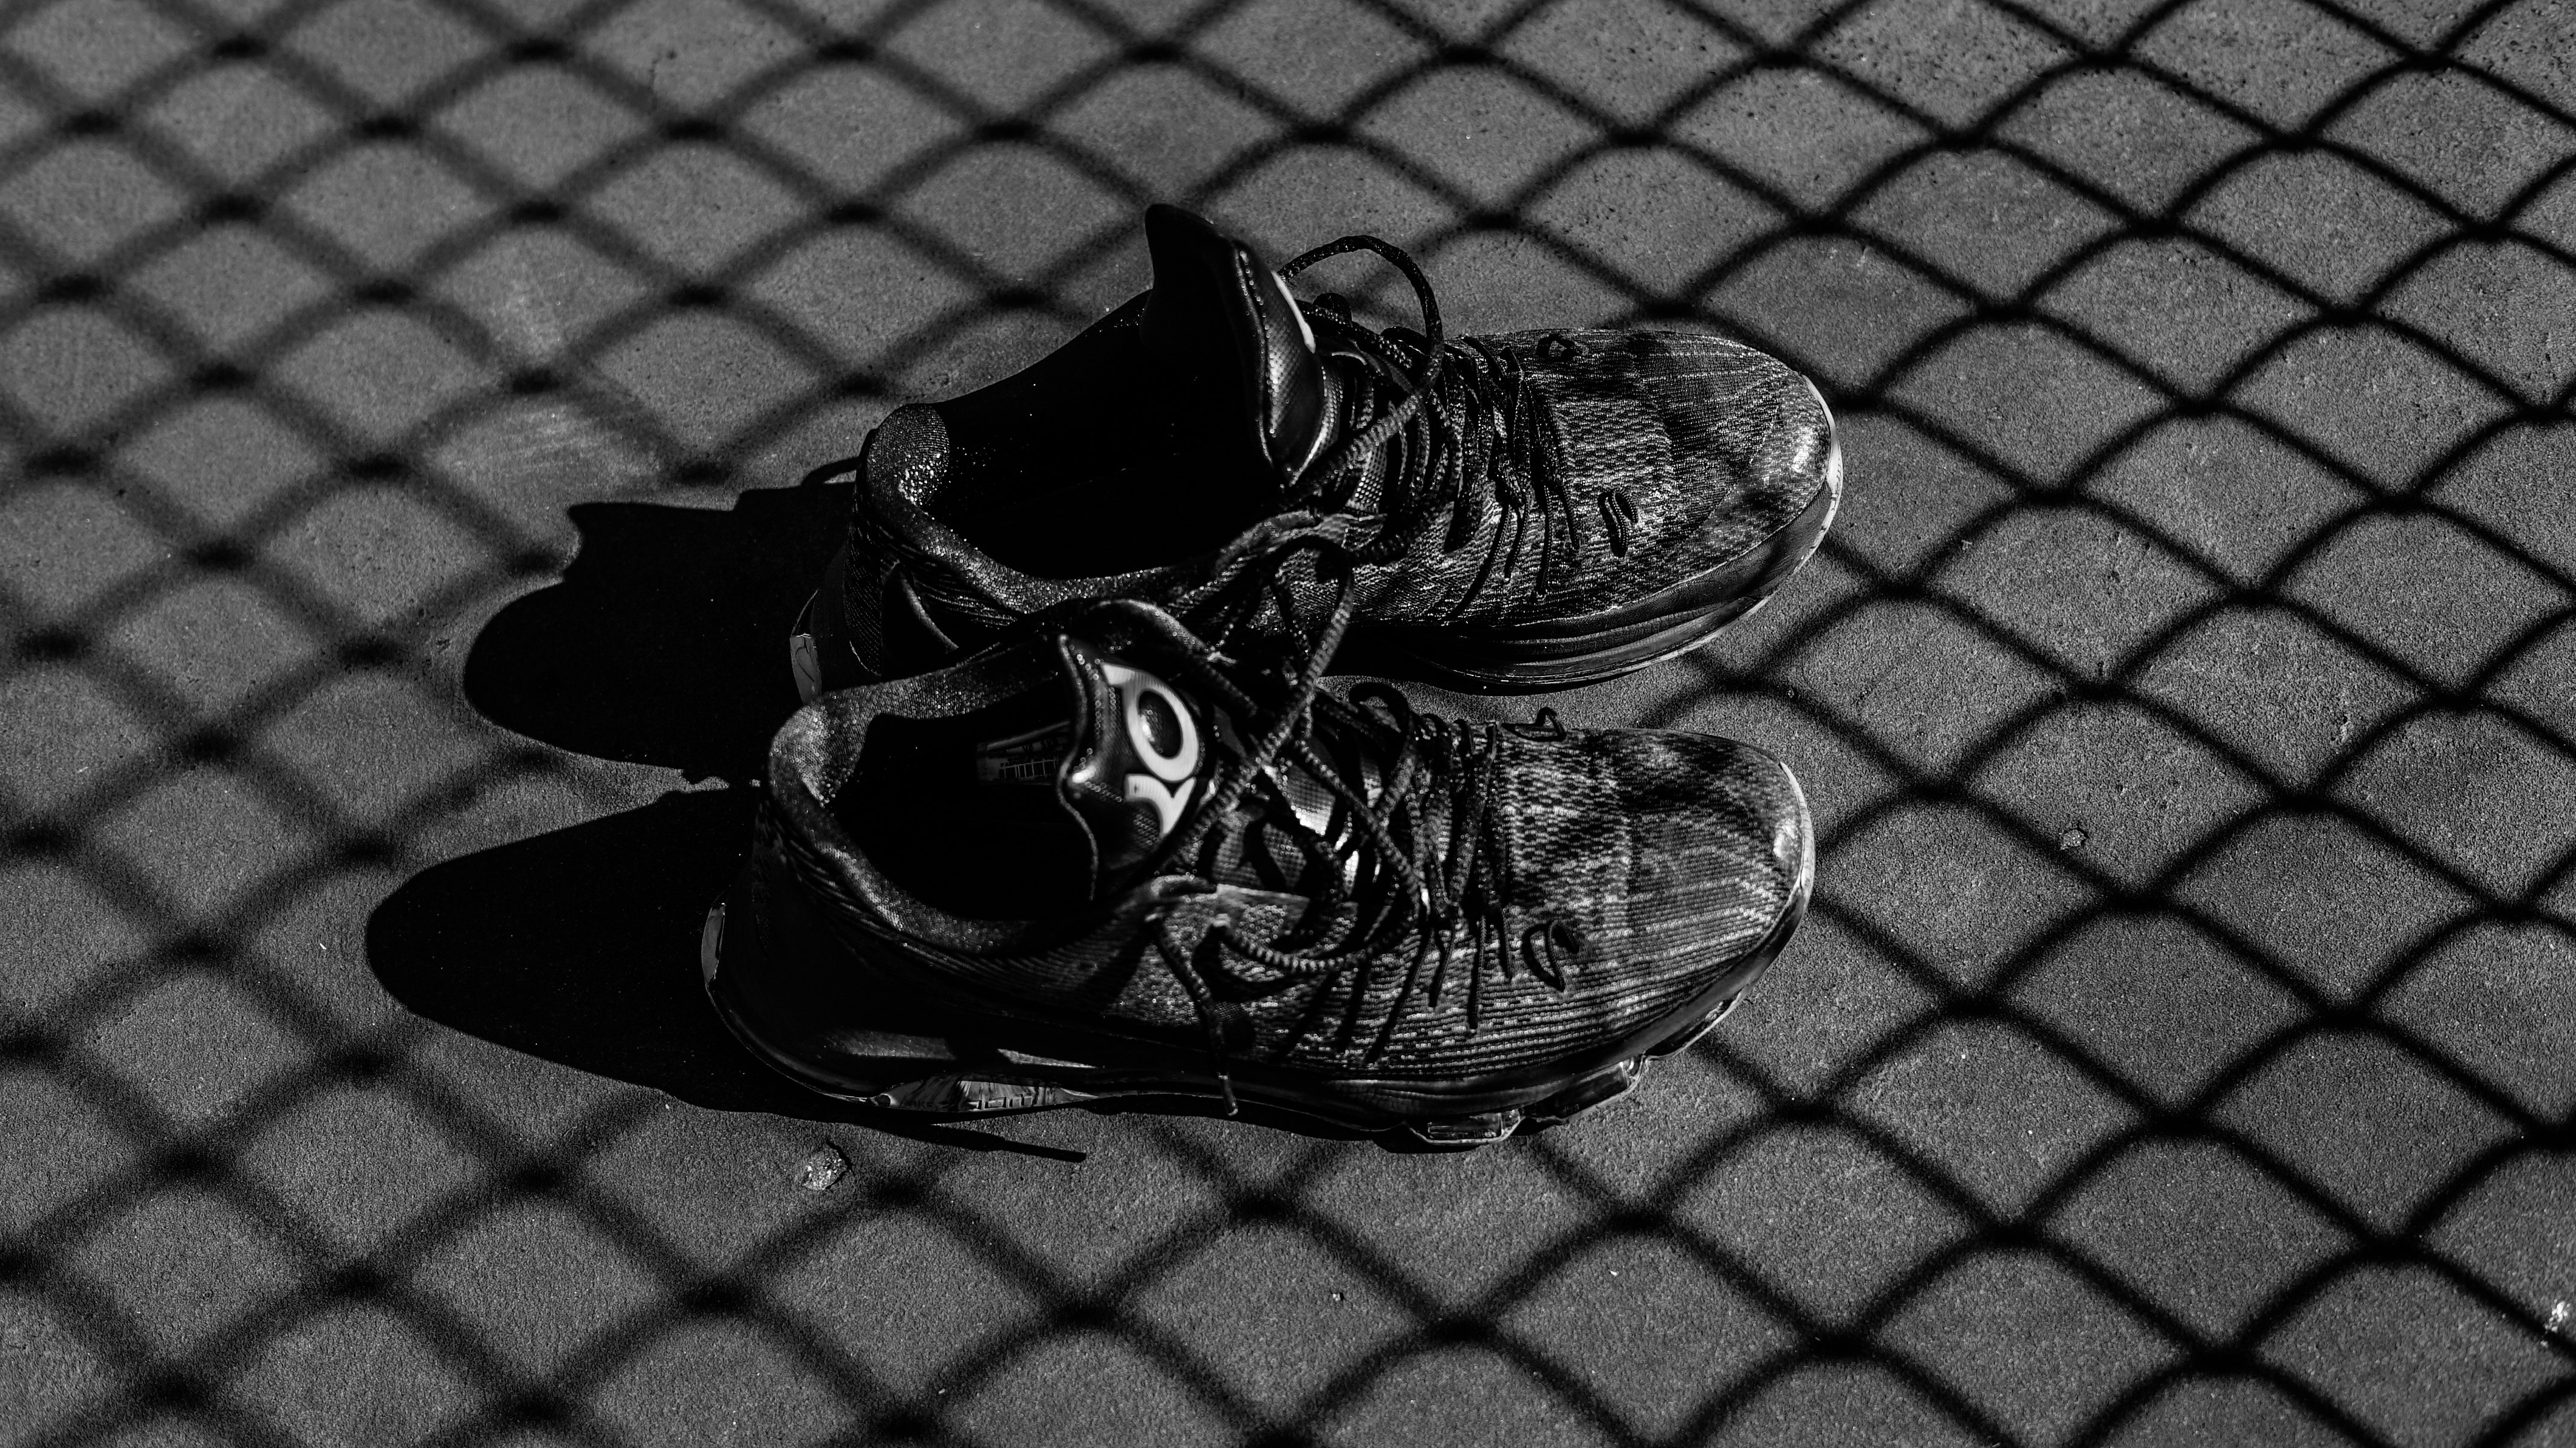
[
  {"xmin": 1615, "ymin": 730, "xmax": 1810, "ymax": 937},
  {"xmin": 1506, "ymin": 727, "xmax": 1811, "ymax": 974},
  {"xmin": 1548, "ymin": 331, "xmax": 1838, "ymax": 578},
  {"xmin": 1637, "ymin": 335, "xmax": 1837, "ymax": 513}
]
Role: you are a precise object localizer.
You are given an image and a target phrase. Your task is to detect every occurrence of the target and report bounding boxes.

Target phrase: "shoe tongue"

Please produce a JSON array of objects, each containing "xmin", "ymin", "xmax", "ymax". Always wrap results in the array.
[
  {"xmin": 973, "ymin": 635, "xmax": 1216, "ymax": 899},
  {"xmin": 1140, "ymin": 203, "xmax": 1332, "ymax": 487}
]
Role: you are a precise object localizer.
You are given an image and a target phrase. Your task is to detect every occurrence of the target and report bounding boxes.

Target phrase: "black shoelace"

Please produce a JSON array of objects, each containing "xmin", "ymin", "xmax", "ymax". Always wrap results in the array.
[
  {"xmin": 1173, "ymin": 236, "xmax": 1618, "ymax": 663},
  {"xmin": 855, "ymin": 235, "xmax": 1619, "ymax": 647},
  {"xmin": 1279, "ymin": 236, "xmax": 1614, "ymax": 607},
  {"xmin": 1117, "ymin": 585, "xmax": 1581, "ymax": 1113}
]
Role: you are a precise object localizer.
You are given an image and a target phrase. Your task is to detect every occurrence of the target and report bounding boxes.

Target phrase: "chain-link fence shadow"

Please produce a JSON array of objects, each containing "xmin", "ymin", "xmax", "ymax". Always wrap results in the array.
[{"xmin": 4, "ymin": 0, "xmax": 2574, "ymax": 1443}]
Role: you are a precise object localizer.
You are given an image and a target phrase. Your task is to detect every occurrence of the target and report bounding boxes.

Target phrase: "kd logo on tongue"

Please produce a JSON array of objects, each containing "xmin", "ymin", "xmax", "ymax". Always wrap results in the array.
[{"xmin": 1100, "ymin": 660, "xmax": 1201, "ymax": 839}]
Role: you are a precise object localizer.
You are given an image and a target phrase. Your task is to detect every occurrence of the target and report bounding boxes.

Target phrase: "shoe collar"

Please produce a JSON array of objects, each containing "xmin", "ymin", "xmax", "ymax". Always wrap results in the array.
[
  {"xmin": 766, "ymin": 600, "xmax": 1264, "ymax": 955},
  {"xmin": 858, "ymin": 406, "xmax": 1392, "ymax": 634},
  {"xmin": 855, "ymin": 404, "xmax": 1185, "ymax": 626}
]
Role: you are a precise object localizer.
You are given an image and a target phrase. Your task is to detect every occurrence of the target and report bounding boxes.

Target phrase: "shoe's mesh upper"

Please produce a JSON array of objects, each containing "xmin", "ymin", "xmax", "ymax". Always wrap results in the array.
[
  {"xmin": 1349, "ymin": 328, "xmax": 1836, "ymax": 629},
  {"xmin": 836, "ymin": 321, "xmax": 1837, "ymax": 683},
  {"xmin": 1276, "ymin": 723, "xmax": 1809, "ymax": 1074},
  {"xmin": 755, "ymin": 665, "xmax": 1808, "ymax": 1082}
]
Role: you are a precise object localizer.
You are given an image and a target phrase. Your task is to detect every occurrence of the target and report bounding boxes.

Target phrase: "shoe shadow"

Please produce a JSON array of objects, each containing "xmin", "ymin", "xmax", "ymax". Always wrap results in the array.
[
  {"xmin": 368, "ymin": 787, "xmax": 1093, "ymax": 1159},
  {"xmin": 365, "ymin": 786, "xmax": 1393, "ymax": 1156},
  {"xmin": 377, "ymin": 471, "xmax": 1423, "ymax": 1154},
  {"xmin": 376, "ymin": 469, "xmax": 1086, "ymax": 1157},
  {"xmin": 370, "ymin": 788, "xmax": 790, "ymax": 1110},
  {"xmin": 462, "ymin": 474, "xmax": 847, "ymax": 785}
]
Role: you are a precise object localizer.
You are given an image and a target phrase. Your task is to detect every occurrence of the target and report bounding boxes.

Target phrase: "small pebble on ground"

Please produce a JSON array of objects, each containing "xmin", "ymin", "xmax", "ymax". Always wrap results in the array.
[{"xmin": 797, "ymin": 1143, "xmax": 850, "ymax": 1193}]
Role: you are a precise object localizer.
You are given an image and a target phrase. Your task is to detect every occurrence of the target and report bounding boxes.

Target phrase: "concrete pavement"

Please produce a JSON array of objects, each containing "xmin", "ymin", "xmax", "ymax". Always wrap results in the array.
[{"xmin": 3, "ymin": 0, "xmax": 2574, "ymax": 1444}]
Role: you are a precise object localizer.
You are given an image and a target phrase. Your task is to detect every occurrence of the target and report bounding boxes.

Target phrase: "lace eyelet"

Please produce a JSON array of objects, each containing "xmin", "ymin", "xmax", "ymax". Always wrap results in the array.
[{"xmin": 1537, "ymin": 332, "xmax": 1583, "ymax": 363}]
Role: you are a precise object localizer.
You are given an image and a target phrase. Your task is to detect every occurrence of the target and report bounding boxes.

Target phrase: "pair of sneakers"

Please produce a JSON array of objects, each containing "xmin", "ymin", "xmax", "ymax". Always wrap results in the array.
[{"xmin": 702, "ymin": 207, "xmax": 1841, "ymax": 1147}]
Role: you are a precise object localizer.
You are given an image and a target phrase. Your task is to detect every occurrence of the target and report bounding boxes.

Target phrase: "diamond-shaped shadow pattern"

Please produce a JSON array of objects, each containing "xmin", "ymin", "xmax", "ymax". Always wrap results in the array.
[{"xmin": 2, "ymin": 0, "xmax": 2572, "ymax": 1444}]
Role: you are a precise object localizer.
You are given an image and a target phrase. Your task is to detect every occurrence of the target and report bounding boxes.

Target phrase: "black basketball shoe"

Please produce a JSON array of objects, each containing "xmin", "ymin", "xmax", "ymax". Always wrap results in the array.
[
  {"xmin": 718, "ymin": 593, "xmax": 1811, "ymax": 1146},
  {"xmin": 788, "ymin": 205, "xmax": 1840, "ymax": 699}
]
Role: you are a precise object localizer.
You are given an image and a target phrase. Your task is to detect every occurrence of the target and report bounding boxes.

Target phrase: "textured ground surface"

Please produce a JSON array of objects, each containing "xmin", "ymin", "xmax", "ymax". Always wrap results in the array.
[{"xmin": 4, "ymin": 0, "xmax": 2575, "ymax": 1444}]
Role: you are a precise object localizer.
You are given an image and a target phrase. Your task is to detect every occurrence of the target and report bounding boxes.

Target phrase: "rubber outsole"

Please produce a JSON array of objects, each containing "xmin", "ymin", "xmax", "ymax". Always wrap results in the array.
[{"xmin": 700, "ymin": 853, "xmax": 1807, "ymax": 1147}]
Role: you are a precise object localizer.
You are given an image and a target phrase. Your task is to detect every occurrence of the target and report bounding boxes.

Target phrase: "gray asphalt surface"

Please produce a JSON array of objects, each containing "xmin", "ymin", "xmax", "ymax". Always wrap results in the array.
[{"xmin": 4, "ymin": 0, "xmax": 2574, "ymax": 1444}]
